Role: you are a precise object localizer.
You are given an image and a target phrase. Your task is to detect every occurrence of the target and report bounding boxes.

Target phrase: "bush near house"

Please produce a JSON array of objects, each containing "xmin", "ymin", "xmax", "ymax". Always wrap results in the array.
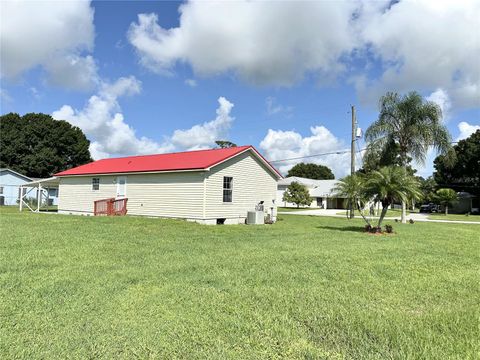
[{"xmin": 282, "ymin": 181, "xmax": 312, "ymax": 208}]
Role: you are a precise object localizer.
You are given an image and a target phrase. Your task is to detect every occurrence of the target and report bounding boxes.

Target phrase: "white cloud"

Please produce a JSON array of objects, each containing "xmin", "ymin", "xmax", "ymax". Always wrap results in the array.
[
  {"xmin": 52, "ymin": 77, "xmax": 235, "ymax": 158},
  {"xmin": 52, "ymin": 76, "xmax": 173, "ymax": 159},
  {"xmin": 0, "ymin": 88, "xmax": 13, "ymax": 103},
  {"xmin": 426, "ymin": 88, "xmax": 451, "ymax": 121},
  {"xmin": 44, "ymin": 54, "xmax": 99, "ymax": 91},
  {"xmin": 357, "ymin": 0, "xmax": 480, "ymax": 108},
  {"xmin": 259, "ymin": 126, "xmax": 356, "ymax": 178},
  {"xmin": 170, "ymin": 97, "xmax": 234, "ymax": 150},
  {"xmin": 128, "ymin": 1, "xmax": 480, "ymax": 110},
  {"xmin": 457, "ymin": 121, "xmax": 480, "ymax": 141},
  {"xmin": 184, "ymin": 78, "xmax": 197, "ymax": 87},
  {"xmin": 127, "ymin": 2, "xmax": 357, "ymax": 85},
  {"xmin": 265, "ymin": 97, "xmax": 293, "ymax": 117},
  {"xmin": 0, "ymin": 0, "xmax": 98, "ymax": 90}
]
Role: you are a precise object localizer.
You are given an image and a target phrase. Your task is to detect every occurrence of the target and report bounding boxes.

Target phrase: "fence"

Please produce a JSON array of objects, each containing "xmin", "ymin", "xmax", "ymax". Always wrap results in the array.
[{"xmin": 94, "ymin": 198, "xmax": 128, "ymax": 216}]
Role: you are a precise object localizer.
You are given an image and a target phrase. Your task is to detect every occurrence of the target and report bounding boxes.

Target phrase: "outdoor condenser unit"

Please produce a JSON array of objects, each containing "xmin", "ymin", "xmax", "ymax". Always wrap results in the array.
[{"xmin": 247, "ymin": 211, "xmax": 265, "ymax": 225}]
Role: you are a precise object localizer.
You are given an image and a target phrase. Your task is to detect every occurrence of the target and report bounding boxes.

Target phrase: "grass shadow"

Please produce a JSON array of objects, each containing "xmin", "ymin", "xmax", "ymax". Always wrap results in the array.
[{"xmin": 316, "ymin": 225, "xmax": 366, "ymax": 233}]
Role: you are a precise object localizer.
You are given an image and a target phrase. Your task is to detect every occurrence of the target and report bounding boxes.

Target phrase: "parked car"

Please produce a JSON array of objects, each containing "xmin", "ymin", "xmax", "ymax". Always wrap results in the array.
[{"xmin": 419, "ymin": 203, "xmax": 440, "ymax": 213}]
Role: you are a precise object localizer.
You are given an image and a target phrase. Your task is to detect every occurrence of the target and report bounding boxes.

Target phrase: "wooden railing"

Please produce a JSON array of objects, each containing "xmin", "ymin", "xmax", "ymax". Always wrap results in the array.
[{"xmin": 94, "ymin": 198, "xmax": 128, "ymax": 216}]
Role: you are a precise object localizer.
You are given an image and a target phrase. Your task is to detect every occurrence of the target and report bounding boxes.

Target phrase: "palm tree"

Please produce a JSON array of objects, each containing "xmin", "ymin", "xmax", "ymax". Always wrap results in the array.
[
  {"xmin": 435, "ymin": 188, "xmax": 458, "ymax": 215},
  {"xmin": 364, "ymin": 167, "xmax": 422, "ymax": 229},
  {"xmin": 333, "ymin": 174, "xmax": 371, "ymax": 226},
  {"xmin": 365, "ymin": 92, "xmax": 452, "ymax": 223}
]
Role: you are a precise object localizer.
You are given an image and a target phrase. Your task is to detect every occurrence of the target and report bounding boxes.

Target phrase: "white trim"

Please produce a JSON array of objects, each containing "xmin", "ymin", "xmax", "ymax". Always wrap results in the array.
[
  {"xmin": 207, "ymin": 148, "xmax": 283, "ymax": 179},
  {"xmin": 23, "ymin": 176, "xmax": 59, "ymax": 187},
  {"xmin": 0, "ymin": 168, "xmax": 32, "ymax": 182}
]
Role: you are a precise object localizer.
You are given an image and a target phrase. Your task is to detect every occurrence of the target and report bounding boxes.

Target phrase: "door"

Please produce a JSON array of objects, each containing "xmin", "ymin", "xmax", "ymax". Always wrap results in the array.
[{"xmin": 116, "ymin": 176, "xmax": 127, "ymax": 198}]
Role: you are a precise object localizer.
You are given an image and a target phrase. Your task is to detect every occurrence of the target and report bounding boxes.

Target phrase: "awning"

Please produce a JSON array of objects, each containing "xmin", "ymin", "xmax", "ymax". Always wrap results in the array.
[
  {"xmin": 19, "ymin": 177, "xmax": 59, "ymax": 212},
  {"xmin": 23, "ymin": 176, "xmax": 59, "ymax": 187}
]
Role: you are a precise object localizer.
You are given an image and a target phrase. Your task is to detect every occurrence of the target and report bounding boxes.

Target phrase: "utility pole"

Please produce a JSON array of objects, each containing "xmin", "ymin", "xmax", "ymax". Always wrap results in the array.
[
  {"xmin": 351, "ymin": 105, "xmax": 356, "ymax": 176},
  {"xmin": 350, "ymin": 105, "xmax": 356, "ymax": 219}
]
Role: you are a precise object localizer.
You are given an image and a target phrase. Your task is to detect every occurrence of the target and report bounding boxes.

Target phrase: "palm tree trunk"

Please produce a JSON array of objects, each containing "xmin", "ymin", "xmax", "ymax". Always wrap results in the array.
[
  {"xmin": 377, "ymin": 206, "xmax": 389, "ymax": 229},
  {"xmin": 356, "ymin": 201, "xmax": 371, "ymax": 226},
  {"xmin": 445, "ymin": 205, "xmax": 448, "ymax": 215},
  {"xmin": 401, "ymin": 152, "xmax": 407, "ymax": 224}
]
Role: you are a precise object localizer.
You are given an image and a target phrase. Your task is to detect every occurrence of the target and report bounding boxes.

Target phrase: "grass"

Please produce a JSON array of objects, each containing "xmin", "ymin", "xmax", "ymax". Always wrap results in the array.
[
  {"xmin": 336, "ymin": 208, "xmax": 410, "ymax": 217},
  {"xmin": 0, "ymin": 207, "xmax": 478, "ymax": 359},
  {"xmin": 278, "ymin": 206, "xmax": 314, "ymax": 212},
  {"xmin": 427, "ymin": 213, "xmax": 480, "ymax": 222}
]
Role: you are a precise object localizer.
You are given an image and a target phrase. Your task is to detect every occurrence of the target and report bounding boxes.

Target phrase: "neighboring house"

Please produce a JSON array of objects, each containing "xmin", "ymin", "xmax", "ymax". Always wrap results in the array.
[
  {"xmin": 0, "ymin": 168, "xmax": 59, "ymax": 207},
  {"xmin": 450, "ymin": 192, "xmax": 479, "ymax": 214},
  {"xmin": 55, "ymin": 146, "xmax": 282, "ymax": 224},
  {"xmin": 277, "ymin": 176, "xmax": 347, "ymax": 209},
  {"xmin": 0, "ymin": 168, "xmax": 32, "ymax": 206}
]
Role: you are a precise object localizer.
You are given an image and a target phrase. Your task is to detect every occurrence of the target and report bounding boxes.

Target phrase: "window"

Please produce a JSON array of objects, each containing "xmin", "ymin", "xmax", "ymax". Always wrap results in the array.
[
  {"xmin": 223, "ymin": 176, "xmax": 233, "ymax": 203},
  {"xmin": 0, "ymin": 186, "xmax": 3, "ymax": 194},
  {"xmin": 92, "ymin": 178, "xmax": 100, "ymax": 190}
]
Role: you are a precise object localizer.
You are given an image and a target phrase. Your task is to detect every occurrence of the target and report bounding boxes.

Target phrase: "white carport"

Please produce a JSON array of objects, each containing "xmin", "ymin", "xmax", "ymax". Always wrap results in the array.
[{"xmin": 19, "ymin": 177, "xmax": 59, "ymax": 212}]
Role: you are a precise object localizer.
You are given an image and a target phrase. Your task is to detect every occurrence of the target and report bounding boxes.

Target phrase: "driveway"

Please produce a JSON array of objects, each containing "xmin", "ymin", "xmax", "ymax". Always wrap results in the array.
[{"xmin": 278, "ymin": 209, "xmax": 480, "ymax": 225}]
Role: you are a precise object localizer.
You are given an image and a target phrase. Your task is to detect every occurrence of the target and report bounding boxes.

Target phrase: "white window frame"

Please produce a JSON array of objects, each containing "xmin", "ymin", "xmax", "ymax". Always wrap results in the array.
[
  {"xmin": 92, "ymin": 178, "xmax": 100, "ymax": 191},
  {"xmin": 223, "ymin": 176, "xmax": 233, "ymax": 203}
]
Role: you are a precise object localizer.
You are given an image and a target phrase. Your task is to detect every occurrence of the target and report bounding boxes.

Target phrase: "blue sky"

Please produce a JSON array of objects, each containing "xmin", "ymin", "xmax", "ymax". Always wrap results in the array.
[{"xmin": 1, "ymin": 0, "xmax": 479, "ymax": 178}]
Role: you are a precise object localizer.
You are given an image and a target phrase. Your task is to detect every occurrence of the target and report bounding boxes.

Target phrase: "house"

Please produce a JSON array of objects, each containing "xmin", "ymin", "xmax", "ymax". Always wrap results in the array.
[
  {"xmin": 277, "ymin": 176, "xmax": 347, "ymax": 209},
  {"xmin": 0, "ymin": 168, "xmax": 32, "ymax": 206},
  {"xmin": 450, "ymin": 192, "xmax": 479, "ymax": 214},
  {"xmin": 0, "ymin": 168, "xmax": 59, "ymax": 207},
  {"xmin": 54, "ymin": 146, "xmax": 282, "ymax": 224}
]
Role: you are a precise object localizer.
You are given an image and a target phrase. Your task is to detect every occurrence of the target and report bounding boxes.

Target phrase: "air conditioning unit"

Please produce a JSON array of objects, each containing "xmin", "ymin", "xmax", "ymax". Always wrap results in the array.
[{"xmin": 247, "ymin": 211, "xmax": 264, "ymax": 225}]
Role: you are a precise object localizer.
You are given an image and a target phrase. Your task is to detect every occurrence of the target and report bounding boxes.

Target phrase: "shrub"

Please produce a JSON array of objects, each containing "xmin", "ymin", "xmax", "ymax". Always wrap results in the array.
[
  {"xmin": 409, "ymin": 219, "xmax": 415, "ymax": 224},
  {"xmin": 364, "ymin": 224, "xmax": 372, "ymax": 232},
  {"xmin": 385, "ymin": 224, "xmax": 393, "ymax": 233}
]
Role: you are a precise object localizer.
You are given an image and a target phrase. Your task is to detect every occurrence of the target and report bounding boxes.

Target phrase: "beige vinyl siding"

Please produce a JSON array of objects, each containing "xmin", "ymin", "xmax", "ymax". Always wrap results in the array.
[
  {"xmin": 204, "ymin": 151, "xmax": 278, "ymax": 220},
  {"xmin": 58, "ymin": 175, "xmax": 117, "ymax": 214},
  {"xmin": 125, "ymin": 172, "xmax": 204, "ymax": 218},
  {"xmin": 58, "ymin": 172, "xmax": 205, "ymax": 218}
]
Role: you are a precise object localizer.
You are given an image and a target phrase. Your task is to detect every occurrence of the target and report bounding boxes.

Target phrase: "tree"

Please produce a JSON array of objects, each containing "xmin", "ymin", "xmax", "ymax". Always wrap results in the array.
[
  {"xmin": 287, "ymin": 163, "xmax": 334, "ymax": 180},
  {"xmin": 0, "ymin": 113, "xmax": 92, "ymax": 178},
  {"xmin": 333, "ymin": 174, "xmax": 371, "ymax": 225},
  {"xmin": 365, "ymin": 91, "xmax": 452, "ymax": 223},
  {"xmin": 215, "ymin": 140, "xmax": 237, "ymax": 148},
  {"xmin": 435, "ymin": 188, "xmax": 458, "ymax": 215},
  {"xmin": 434, "ymin": 130, "xmax": 480, "ymax": 197},
  {"xmin": 364, "ymin": 167, "xmax": 422, "ymax": 229},
  {"xmin": 282, "ymin": 182, "xmax": 312, "ymax": 208},
  {"xmin": 417, "ymin": 176, "xmax": 438, "ymax": 204}
]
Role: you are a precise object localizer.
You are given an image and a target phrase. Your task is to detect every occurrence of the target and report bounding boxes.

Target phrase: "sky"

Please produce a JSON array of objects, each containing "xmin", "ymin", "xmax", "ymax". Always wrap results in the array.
[{"xmin": 1, "ymin": 0, "xmax": 479, "ymax": 178}]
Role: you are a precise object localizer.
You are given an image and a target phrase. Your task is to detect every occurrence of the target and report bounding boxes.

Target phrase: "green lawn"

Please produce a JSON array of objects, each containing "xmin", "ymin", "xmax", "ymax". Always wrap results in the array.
[
  {"xmin": 278, "ymin": 206, "xmax": 314, "ymax": 212},
  {"xmin": 1, "ymin": 207, "xmax": 478, "ymax": 359},
  {"xmin": 427, "ymin": 213, "xmax": 480, "ymax": 222}
]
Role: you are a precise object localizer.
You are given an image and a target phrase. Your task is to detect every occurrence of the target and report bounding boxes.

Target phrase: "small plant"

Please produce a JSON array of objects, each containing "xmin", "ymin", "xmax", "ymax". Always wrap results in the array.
[
  {"xmin": 409, "ymin": 219, "xmax": 414, "ymax": 224},
  {"xmin": 369, "ymin": 226, "xmax": 382, "ymax": 233},
  {"xmin": 395, "ymin": 219, "xmax": 399, "ymax": 222},
  {"xmin": 385, "ymin": 224, "xmax": 393, "ymax": 233},
  {"xmin": 364, "ymin": 224, "xmax": 372, "ymax": 232}
]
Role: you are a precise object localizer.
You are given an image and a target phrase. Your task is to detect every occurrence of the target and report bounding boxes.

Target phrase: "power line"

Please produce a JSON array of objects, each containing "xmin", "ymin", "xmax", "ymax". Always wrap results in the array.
[
  {"xmin": 269, "ymin": 148, "xmax": 367, "ymax": 163},
  {"xmin": 268, "ymin": 142, "xmax": 458, "ymax": 164}
]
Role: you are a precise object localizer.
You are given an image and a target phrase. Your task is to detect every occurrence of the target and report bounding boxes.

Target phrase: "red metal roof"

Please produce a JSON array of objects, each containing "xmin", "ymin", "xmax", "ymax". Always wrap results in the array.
[{"xmin": 55, "ymin": 145, "xmax": 282, "ymax": 178}]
